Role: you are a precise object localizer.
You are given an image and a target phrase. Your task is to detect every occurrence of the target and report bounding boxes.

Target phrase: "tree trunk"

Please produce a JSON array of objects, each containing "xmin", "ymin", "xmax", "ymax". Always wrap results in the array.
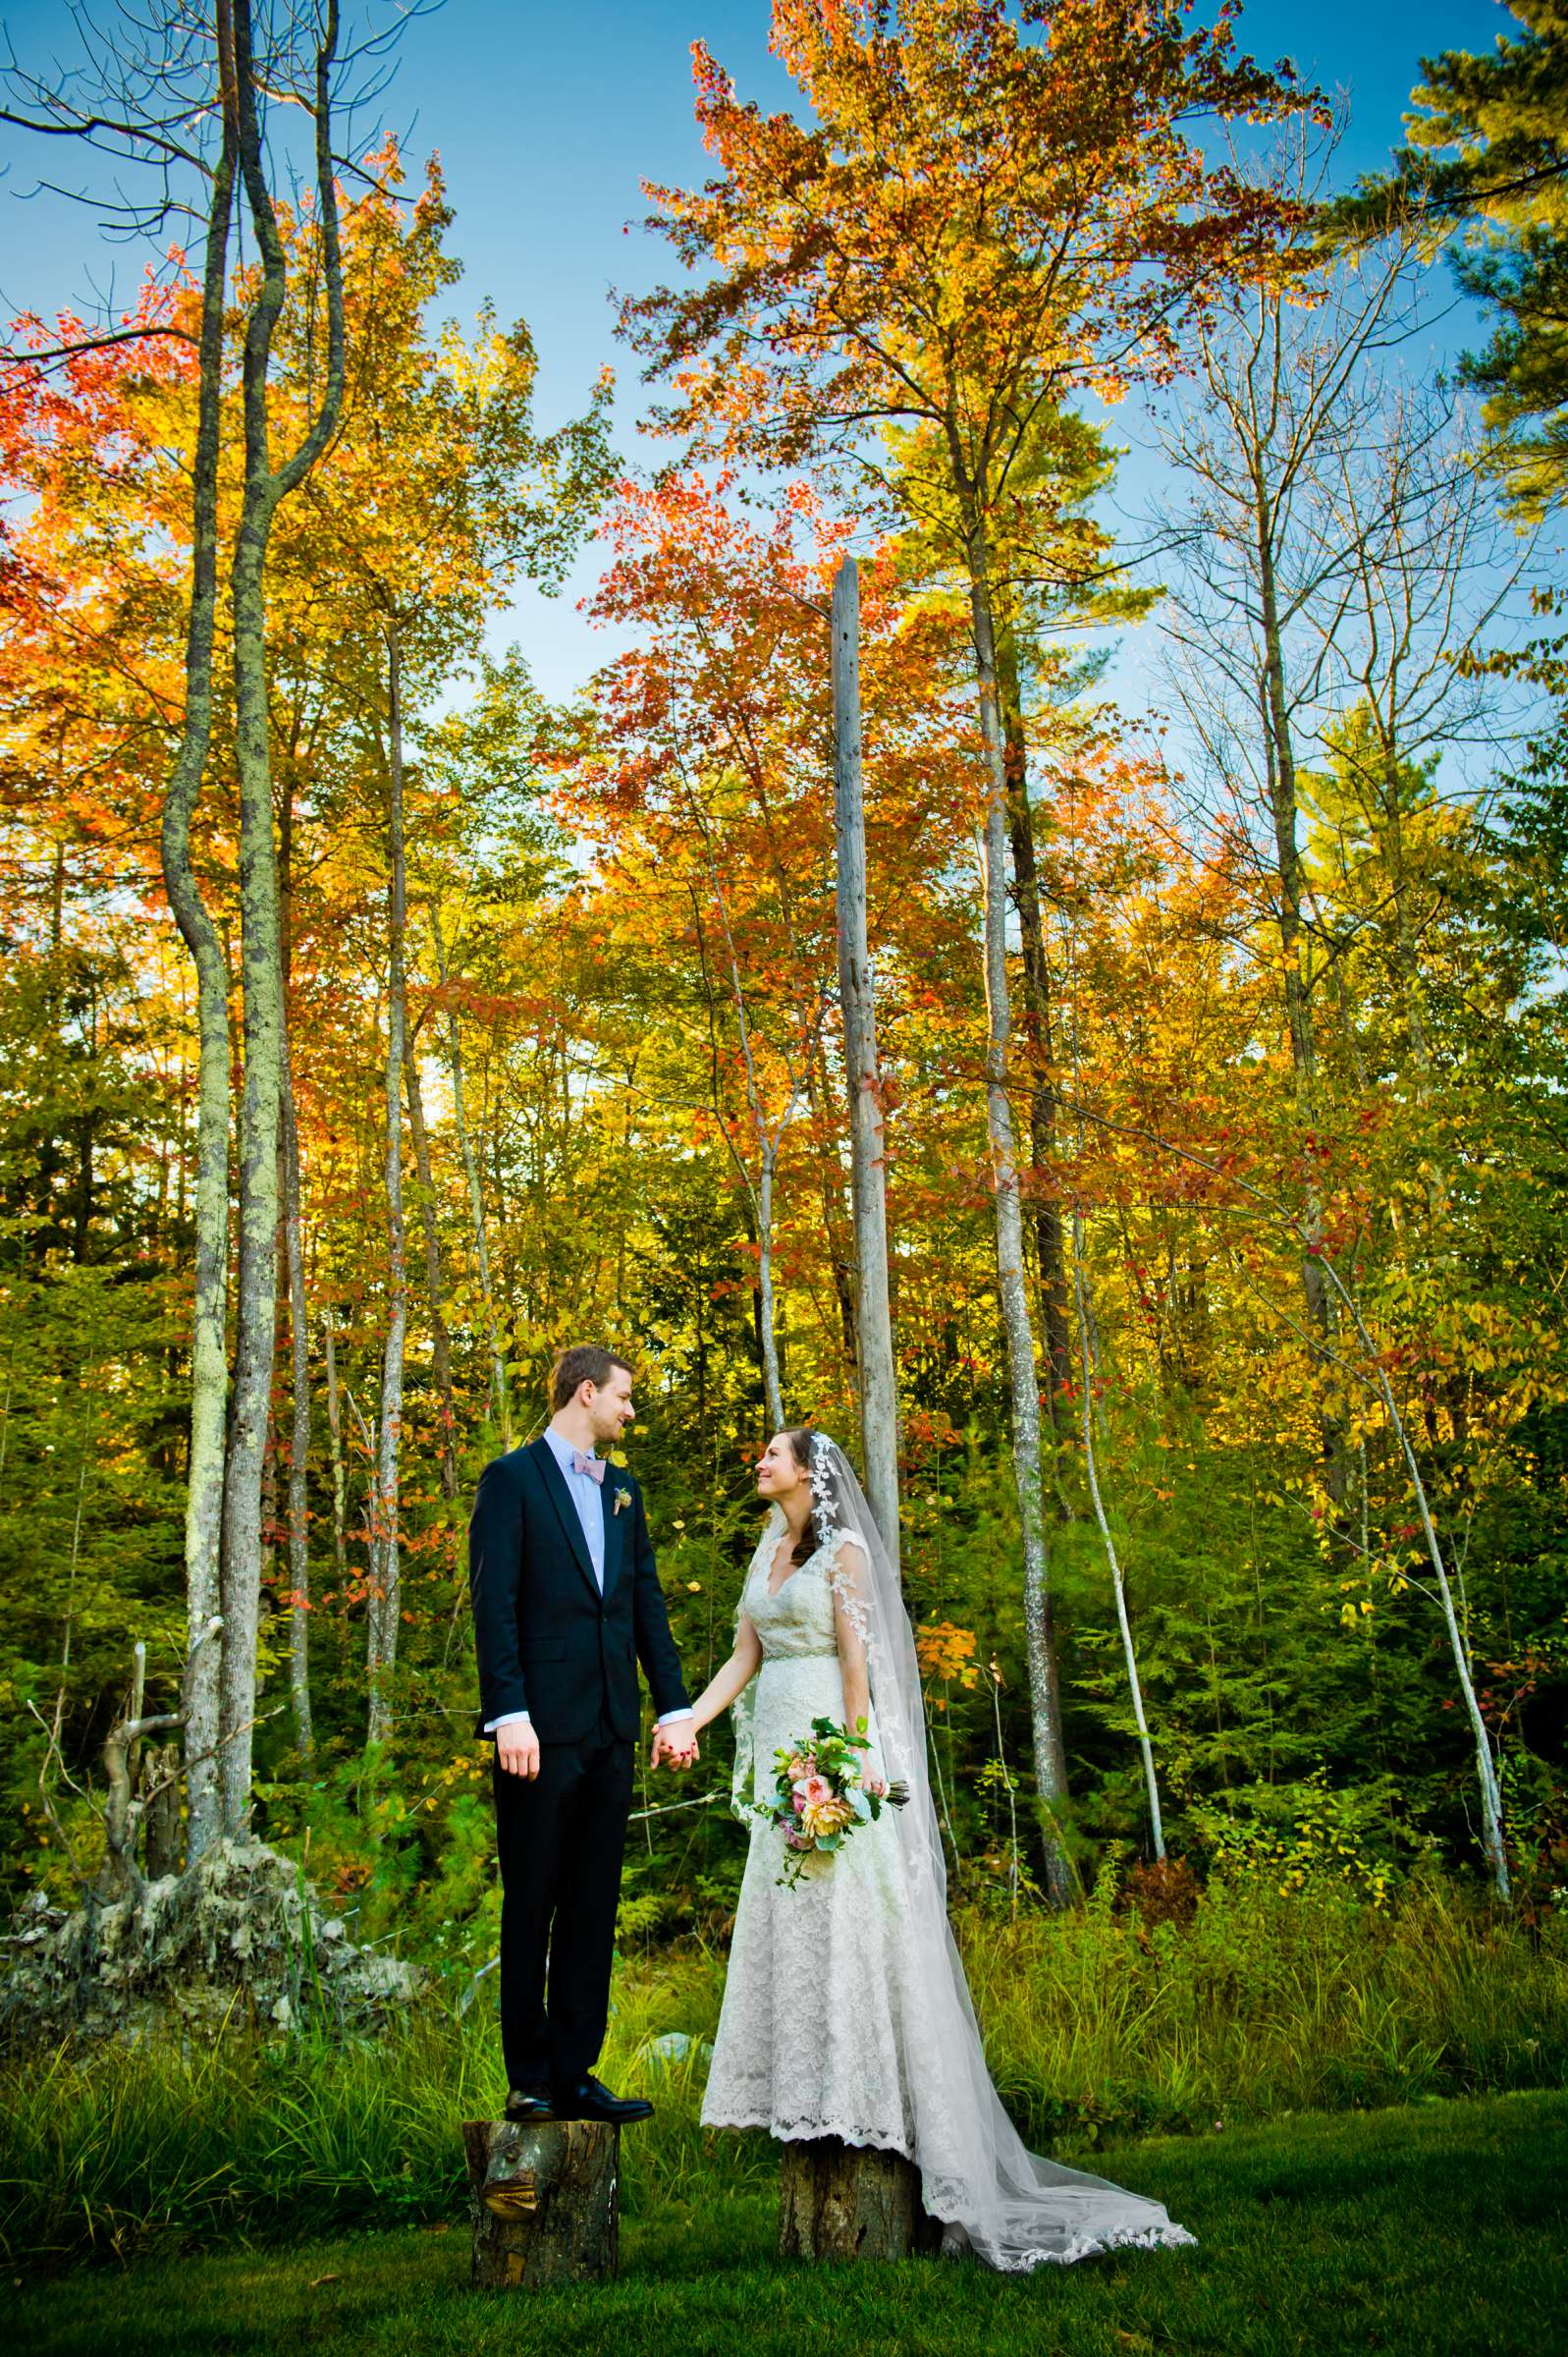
[
  {"xmin": 964, "ymin": 511, "xmax": 1073, "ymax": 1908},
  {"xmin": 139, "ymin": 1742, "xmax": 184, "ymax": 1881},
  {"xmin": 405, "ymin": 1044, "xmax": 459, "ymax": 1499},
  {"xmin": 831, "ymin": 556, "xmax": 900, "ymax": 1568},
  {"xmin": 367, "ymin": 624, "xmax": 409, "ymax": 1747},
  {"xmin": 218, "ymin": 364, "xmax": 288, "ymax": 1836},
  {"xmin": 1255, "ymin": 481, "xmax": 1344, "ymax": 1499},
  {"xmin": 462, "ymin": 2119, "xmax": 619, "ymax": 2288},
  {"xmin": 1071, "ymin": 1212, "xmax": 1165, "ymax": 1861},
  {"xmin": 1316, "ymin": 1254, "xmax": 1510, "ymax": 1900},
  {"xmin": 322, "ymin": 1297, "xmax": 349, "ymax": 1581},
  {"xmin": 997, "ymin": 622, "xmax": 1072, "ymax": 1427},
  {"xmin": 778, "ymin": 2138, "xmax": 939, "ymax": 2262},
  {"xmin": 280, "ymin": 1028, "xmax": 313, "ymax": 1757},
  {"xmin": 159, "ymin": 11, "xmax": 238, "ymax": 1865},
  {"xmin": 432, "ymin": 910, "xmax": 510, "ymax": 1444},
  {"xmin": 217, "ymin": 0, "xmax": 347, "ymax": 1834},
  {"xmin": 98, "ymin": 1664, "xmax": 185, "ymax": 1906},
  {"xmin": 757, "ymin": 1130, "xmax": 785, "ymax": 1431}
]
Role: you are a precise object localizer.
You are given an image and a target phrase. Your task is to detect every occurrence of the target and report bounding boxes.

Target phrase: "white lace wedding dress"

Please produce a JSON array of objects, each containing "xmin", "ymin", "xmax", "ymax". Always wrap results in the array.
[
  {"xmin": 700, "ymin": 1487, "xmax": 1198, "ymax": 2273},
  {"xmin": 701, "ymin": 1521, "xmax": 931, "ymax": 2155}
]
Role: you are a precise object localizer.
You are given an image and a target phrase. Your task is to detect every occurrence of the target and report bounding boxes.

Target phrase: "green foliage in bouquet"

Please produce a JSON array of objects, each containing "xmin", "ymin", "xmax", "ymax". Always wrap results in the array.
[{"xmin": 754, "ymin": 1715, "xmax": 908, "ymax": 1888}]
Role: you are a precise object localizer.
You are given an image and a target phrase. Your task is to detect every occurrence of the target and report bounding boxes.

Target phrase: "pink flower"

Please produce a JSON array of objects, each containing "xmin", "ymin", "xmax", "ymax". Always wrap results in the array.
[
  {"xmin": 785, "ymin": 1754, "xmax": 812, "ymax": 1780},
  {"xmin": 791, "ymin": 1791, "xmax": 807, "ymax": 1814},
  {"xmin": 799, "ymin": 1775, "xmax": 833, "ymax": 1809}
]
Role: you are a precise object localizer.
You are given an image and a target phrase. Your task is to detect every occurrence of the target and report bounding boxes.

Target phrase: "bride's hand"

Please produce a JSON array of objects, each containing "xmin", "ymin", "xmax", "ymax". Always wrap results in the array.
[{"xmin": 861, "ymin": 1770, "xmax": 888, "ymax": 1799}]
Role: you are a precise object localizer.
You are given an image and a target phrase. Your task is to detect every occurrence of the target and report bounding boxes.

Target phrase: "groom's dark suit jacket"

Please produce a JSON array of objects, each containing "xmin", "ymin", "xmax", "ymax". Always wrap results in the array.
[{"xmin": 468, "ymin": 1439, "xmax": 689, "ymax": 1745}]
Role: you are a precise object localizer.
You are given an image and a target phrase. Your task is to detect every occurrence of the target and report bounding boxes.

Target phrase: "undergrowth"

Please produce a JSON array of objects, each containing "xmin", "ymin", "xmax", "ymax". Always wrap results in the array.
[{"xmin": 3, "ymin": 1864, "xmax": 1562, "ymax": 2271}]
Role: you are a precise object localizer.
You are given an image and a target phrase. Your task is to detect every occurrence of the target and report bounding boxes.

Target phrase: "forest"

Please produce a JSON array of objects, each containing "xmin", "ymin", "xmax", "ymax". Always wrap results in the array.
[{"xmin": 1, "ymin": 0, "xmax": 1566, "ymax": 2338}]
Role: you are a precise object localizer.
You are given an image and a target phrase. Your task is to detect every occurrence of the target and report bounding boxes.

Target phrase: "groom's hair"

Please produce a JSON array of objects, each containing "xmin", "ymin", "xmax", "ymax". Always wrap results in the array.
[{"xmin": 550, "ymin": 1343, "xmax": 633, "ymax": 1411}]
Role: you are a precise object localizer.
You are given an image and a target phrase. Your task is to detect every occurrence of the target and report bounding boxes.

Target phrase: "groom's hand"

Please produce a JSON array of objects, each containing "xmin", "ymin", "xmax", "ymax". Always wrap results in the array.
[{"xmin": 497, "ymin": 1722, "xmax": 540, "ymax": 1780}]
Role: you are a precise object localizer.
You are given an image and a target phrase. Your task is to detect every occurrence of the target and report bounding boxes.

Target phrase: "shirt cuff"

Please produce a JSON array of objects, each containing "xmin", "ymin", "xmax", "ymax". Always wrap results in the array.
[
  {"xmin": 655, "ymin": 1709, "xmax": 694, "ymax": 1727},
  {"xmin": 484, "ymin": 1712, "xmax": 531, "ymax": 1732}
]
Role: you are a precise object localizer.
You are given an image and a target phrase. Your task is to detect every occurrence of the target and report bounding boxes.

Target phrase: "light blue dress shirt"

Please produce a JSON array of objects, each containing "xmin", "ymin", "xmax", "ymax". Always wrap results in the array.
[
  {"xmin": 485, "ymin": 1424, "xmax": 693, "ymax": 1736},
  {"xmin": 542, "ymin": 1424, "xmax": 606, "ymax": 1590}
]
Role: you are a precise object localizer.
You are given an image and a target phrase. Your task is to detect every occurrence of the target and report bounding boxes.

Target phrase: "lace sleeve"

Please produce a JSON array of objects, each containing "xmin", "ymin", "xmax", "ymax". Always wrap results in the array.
[
  {"xmin": 827, "ymin": 1528, "xmax": 872, "ymax": 1652},
  {"xmin": 829, "ymin": 1530, "xmax": 888, "ymax": 1782}
]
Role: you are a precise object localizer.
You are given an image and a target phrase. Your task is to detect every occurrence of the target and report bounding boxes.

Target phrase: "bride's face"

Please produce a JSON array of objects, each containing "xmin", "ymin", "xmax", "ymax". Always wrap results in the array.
[{"xmin": 755, "ymin": 1434, "xmax": 808, "ymax": 1504}]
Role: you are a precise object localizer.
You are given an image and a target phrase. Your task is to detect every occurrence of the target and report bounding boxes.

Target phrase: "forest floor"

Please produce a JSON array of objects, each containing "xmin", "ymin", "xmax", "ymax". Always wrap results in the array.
[{"xmin": 10, "ymin": 2087, "xmax": 1564, "ymax": 2356}]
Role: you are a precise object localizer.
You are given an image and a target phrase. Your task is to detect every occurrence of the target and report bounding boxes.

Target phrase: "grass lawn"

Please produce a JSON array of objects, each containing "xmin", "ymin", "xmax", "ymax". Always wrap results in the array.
[{"xmin": 10, "ymin": 2090, "xmax": 1564, "ymax": 2356}]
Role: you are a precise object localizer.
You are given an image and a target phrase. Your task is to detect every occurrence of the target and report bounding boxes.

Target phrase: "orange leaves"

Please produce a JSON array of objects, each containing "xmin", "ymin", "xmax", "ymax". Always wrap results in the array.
[
  {"xmin": 628, "ymin": 0, "xmax": 1314, "ymax": 510},
  {"xmin": 916, "ymin": 1618, "xmax": 981, "ymax": 1688}
]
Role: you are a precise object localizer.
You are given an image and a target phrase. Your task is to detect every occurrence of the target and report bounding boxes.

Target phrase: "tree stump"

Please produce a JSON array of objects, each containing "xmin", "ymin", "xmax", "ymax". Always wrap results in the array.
[
  {"xmin": 461, "ymin": 2118, "xmax": 620, "ymax": 2289},
  {"xmin": 778, "ymin": 2136, "xmax": 939, "ymax": 2262}
]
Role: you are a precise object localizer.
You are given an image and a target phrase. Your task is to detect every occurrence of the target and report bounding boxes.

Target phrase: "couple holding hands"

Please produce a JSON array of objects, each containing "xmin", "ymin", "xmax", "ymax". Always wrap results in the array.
[{"xmin": 469, "ymin": 1343, "xmax": 1195, "ymax": 2272}]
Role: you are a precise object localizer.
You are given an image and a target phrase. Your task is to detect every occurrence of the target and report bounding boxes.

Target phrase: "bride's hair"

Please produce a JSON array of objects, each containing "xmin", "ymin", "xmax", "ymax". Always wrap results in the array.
[{"xmin": 781, "ymin": 1426, "xmax": 828, "ymax": 1563}]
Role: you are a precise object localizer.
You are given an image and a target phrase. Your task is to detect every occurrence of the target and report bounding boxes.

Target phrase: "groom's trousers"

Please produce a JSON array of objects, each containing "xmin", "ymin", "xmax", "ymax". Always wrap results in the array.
[{"xmin": 491, "ymin": 1705, "xmax": 635, "ymax": 2092}]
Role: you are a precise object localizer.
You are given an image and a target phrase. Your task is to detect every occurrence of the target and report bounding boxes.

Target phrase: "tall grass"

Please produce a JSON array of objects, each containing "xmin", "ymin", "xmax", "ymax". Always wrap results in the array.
[
  {"xmin": 966, "ymin": 1868, "xmax": 1568, "ymax": 2147},
  {"xmin": 3, "ymin": 1869, "xmax": 1562, "ymax": 2271}
]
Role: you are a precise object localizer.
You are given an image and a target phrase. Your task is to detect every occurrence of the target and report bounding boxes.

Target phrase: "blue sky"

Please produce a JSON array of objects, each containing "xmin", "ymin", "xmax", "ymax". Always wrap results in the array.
[{"xmin": 0, "ymin": 1, "xmax": 1524, "ymax": 700}]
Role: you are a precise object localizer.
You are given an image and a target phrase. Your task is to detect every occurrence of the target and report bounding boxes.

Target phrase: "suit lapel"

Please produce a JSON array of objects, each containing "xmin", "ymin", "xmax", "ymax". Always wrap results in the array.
[
  {"xmin": 529, "ymin": 1439, "xmax": 602, "ymax": 1606},
  {"xmin": 600, "ymin": 1470, "xmax": 626, "ymax": 1605}
]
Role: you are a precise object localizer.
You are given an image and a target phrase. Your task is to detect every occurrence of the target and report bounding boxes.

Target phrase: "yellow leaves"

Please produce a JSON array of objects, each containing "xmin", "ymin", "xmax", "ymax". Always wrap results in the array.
[{"xmin": 916, "ymin": 1619, "xmax": 980, "ymax": 1688}]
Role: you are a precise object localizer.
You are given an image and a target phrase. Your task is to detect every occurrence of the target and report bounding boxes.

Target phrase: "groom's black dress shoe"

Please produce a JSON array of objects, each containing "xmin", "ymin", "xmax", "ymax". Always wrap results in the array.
[
  {"xmin": 549, "ymin": 2073, "xmax": 654, "ymax": 2125},
  {"xmin": 504, "ymin": 2085, "xmax": 555, "ymax": 2123}
]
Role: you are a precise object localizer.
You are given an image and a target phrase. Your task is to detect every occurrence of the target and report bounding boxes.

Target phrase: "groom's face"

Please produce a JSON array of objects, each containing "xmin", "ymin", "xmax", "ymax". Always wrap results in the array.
[{"xmin": 585, "ymin": 1366, "xmax": 636, "ymax": 1447}]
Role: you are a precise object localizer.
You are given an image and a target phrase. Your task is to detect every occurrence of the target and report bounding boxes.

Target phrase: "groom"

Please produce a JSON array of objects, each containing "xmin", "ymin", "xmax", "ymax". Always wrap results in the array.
[{"xmin": 469, "ymin": 1344, "xmax": 697, "ymax": 2125}]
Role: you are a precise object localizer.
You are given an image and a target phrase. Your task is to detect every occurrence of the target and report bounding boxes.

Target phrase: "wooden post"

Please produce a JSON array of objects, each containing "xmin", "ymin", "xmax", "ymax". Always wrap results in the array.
[
  {"xmin": 831, "ymin": 555, "xmax": 900, "ymax": 1572},
  {"xmin": 462, "ymin": 2118, "xmax": 620, "ymax": 2289},
  {"xmin": 779, "ymin": 2136, "xmax": 938, "ymax": 2261}
]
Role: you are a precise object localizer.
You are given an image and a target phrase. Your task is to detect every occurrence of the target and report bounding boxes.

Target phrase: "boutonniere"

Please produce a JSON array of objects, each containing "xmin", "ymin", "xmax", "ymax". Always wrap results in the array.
[{"xmin": 612, "ymin": 1485, "xmax": 631, "ymax": 1516}]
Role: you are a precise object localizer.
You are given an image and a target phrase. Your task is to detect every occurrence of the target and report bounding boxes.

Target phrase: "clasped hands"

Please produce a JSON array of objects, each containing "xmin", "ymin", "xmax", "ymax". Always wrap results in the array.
[{"xmin": 650, "ymin": 1720, "xmax": 700, "ymax": 1772}]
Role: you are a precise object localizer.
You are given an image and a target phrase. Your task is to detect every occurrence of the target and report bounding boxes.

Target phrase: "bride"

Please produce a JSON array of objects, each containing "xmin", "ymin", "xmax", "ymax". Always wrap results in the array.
[{"xmin": 678, "ymin": 1425, "xmax": 1196, "ymax": 2272}]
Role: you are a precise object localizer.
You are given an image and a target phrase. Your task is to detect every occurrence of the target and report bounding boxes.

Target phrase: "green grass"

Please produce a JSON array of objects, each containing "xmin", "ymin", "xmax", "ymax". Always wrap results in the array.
[
  {"xmin": 4, "ymin": 1873, "xmax": 1564, "ymax": 2271},
  {"xmin": 6, "ymin": 2091, "xmax": 1564, "ymax": 2356},
  {"xmin": 958, "ymin": 1869, "xmax": 1568, "ymax": 2143}
]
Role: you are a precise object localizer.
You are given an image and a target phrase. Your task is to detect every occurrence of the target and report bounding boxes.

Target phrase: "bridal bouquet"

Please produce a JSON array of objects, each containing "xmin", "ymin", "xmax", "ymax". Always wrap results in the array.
[{"xmin": 757, "ymin": 1715, "xmax": 908, "ymax": 1889}]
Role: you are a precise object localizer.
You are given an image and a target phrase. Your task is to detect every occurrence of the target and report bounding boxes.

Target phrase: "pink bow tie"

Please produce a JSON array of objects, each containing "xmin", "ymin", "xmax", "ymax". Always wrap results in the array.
[{"xmin": 570, "ymin": 1450, "xmax": 606, "ymax": 1484}]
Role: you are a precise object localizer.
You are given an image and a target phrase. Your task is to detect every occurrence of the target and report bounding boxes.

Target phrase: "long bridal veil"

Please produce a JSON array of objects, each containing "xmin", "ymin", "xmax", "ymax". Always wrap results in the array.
[{"xmin": 764, "ymin": 1432, "xmax": 1197, "ymax": 2273}]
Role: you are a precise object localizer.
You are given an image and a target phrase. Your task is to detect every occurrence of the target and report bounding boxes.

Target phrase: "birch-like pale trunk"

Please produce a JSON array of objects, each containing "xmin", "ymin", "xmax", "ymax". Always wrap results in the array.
[
  {"xmin": 158, "ymin": 14, "xmax": 237, "ymax": 1860},
  {"xmin": 1313, "ymin": 1255, "xmax": 1509, "ymax": 1899},
  {"xmin": 757, "ymin": 1132, "xmax": 784, "ymax": 1432},
  {"xmin": 367, "ymin": 625, "xmax": 409, "ymax": 1746},
  {"xmin": 321, "ymin": 1298, "xmax": 348, "ymax": 1579},
  {"xmin": 1071, "ymin": 1212, "xmax": 1165, "ymax": 1861},
  {"xmin": 831, "ymin": 556, "xmax": 899, "ymax": 1569},
  {"xmin": 964, "ymin": 510, "xmax": 1072, "ymax": 1907},
  {"xmin": 405, "ymin": 1047, "xmax": 459, "ymax": 1499},
  {"xmin": 431, "ymin": 911, "xmax": 510, "ymax": 1443},
  {"xmin": 280, "ymin": 1029, "xmax": 312, "ymax": 1757},
  {"xmin": 217, "ymin": 0, "xmax": 346, "ymax": 1832}
]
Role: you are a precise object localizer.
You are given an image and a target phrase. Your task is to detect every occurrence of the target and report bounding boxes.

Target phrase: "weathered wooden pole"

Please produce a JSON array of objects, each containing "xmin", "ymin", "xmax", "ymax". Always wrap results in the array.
[{"xmin": 831, "ymin": 555, "xmax": 900, "ymax": 1572}]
